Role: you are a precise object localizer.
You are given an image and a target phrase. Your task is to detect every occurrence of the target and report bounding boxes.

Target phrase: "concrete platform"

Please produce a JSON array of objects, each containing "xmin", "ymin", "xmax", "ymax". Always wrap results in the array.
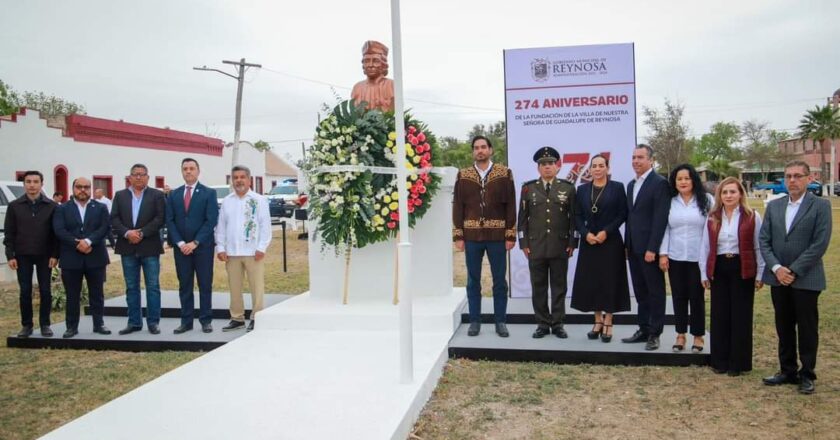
[
  {"xmin": 448, "ymin": 323, "xmax": 710, "ymax": 366},
  {"xmin": 87, "ymin": 291, "xmax": 293, "ymax": 319},
  {"xmin": 464, "ymin": 296, "xmax": 679, "ymax": 325}
]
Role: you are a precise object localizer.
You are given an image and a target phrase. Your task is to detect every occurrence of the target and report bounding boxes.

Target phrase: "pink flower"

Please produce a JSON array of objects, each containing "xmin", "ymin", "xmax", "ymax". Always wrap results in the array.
[
  {"xmin": 387, "ymin": 221, "xmax": 397, "ymax": 229},
  {"xmin": 407, "ymin": 135, "xmax": 417, "ymax": 145},
  {"xmin": 423, "ymin": 152, "xmax": 431, "ymax": 161},
  {"xmin": 408, "ymin": 126, "xmax": 416, "ymax": 134},
  {"xmin": 390, "ymin": 212, "xmax": 399, "ymax": 221},
  {"xmin": 420, "ymin": 160, "xmax": 429, "ymax": 169},
  {"xmin": 419, "ymin": 185, "xmax": 427, "ymax": 194},
  {"xmin": 408, "ymin": 205, "xmax": 415, "ymax": 213},
  {"xmin": 414, "ymin": 198, "xmax": 423, "ymax": 206},
  {"xmin": 423, "ymin": 143, "xmax": 430, "ymax": 151},
  {"xmin": 417, "ymin": 133, "xmax": 426, "ymax": 143}
]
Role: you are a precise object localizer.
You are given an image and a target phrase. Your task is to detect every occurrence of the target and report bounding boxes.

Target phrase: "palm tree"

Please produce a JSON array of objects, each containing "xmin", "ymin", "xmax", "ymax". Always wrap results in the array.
[{"xmin": 798, "ymin": 105, "xmax": 840, "ymax": 186}]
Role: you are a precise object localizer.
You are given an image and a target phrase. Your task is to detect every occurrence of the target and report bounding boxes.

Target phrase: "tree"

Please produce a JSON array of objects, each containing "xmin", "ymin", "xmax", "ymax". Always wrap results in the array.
[
  {"xmin": 0, "ymin": 80, "xmax": 16, "ymax": 115},
  {"xmin": 253, "ymin": 140, "xmax": 272, "ymax": 152},
  {"xmin": 707, "ymin": 158, "xmax": 739, "ymax": 179},
  {"xmin": 798, "ymin": 104, "xmax": 840, "ymax": 183},
  {"xmin": 693, "ymin": 121, "xmax": 741, "ymax": 163},
  {"xmin": 642, "ymin": 99, "xmax": 690, "ymax": 175},
  {"xmin": 741, "ymin": 121, "xmax": 790, "ymax": 182},
  {"xmin": 0, "ymin": 79, "xmax": 85, "ymax": 118},
  {"xmin": 437, "ymin": 121, "xmax": 509, "ymax": 169}
]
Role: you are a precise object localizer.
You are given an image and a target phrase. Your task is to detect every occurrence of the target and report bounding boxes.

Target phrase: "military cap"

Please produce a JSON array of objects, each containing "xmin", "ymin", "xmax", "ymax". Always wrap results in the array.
[{"xmin": 533, "ymin": 146, "xmax": 560, "ymax": 164}]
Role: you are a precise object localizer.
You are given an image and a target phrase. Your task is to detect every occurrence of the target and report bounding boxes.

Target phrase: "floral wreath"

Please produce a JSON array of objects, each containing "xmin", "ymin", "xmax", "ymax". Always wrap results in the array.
[{"xmin": 302, "ymin": 100, "xmax": 441, "ymax": 253}]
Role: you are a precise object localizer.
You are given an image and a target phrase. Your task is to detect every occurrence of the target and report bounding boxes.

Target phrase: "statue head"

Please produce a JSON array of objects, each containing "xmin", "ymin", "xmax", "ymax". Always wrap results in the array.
[{"xmin": 361, "ymin": 40, "xmax": 389, "ymax": 80}]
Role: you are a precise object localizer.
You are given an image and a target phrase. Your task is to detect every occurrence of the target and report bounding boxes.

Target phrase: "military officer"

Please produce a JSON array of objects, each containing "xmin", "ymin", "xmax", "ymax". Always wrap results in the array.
[{"xmin": 518, "ymin": 146, "xmax": 577, "ymax": 339}]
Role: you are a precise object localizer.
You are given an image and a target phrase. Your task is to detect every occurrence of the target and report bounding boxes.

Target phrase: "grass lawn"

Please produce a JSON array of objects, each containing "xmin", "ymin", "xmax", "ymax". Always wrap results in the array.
[{"xmin": 1, "ymin": 202, "xmax": 838, "ymax": 439}]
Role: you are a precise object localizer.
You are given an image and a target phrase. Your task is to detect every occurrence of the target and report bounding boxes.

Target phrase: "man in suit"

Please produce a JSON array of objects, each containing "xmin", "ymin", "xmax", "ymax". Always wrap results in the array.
[
  {"xmin": 166, "ymin": 157, "xmax": 219, "ymax": 334},
  {"xmin": 622, "ymin": 144, "xmax": 671, "ymax": 350},
  {"xmin": 517, "ymin": 146, "xmax": 577, "ymax": 339},
  {"xmin": 111, "ymin": 164, "xmax": 166, "ymax": 335},
  {"xmin": 52, "ymin": 177, "xmax": 112, "ymax": 338},
  {"xmin": 760, "ymin": 161, "xmax": 832, "ymax": 394}
]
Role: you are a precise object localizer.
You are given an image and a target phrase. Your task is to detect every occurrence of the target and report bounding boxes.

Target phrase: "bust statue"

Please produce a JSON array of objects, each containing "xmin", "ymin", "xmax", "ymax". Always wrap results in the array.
[{"xmin": 351, "ymin": 40, "xmax": 395, "ymax": 112}]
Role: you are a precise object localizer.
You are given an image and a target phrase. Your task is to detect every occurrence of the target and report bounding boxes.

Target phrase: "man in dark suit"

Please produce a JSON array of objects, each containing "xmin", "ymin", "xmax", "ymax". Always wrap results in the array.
[
  {"xmin": 622, "ymin": 144, "xmax": 671, "ymax": 350},
  {"xmin": 166, "ymin": 157, "xmax": 219, "ymax": 334},
  {"xmin": 111, "ymin": 164, "xmax": 166, "ymax": 335},
  {"xmin": 52, "ymin": 177, "xmax": 112, "ymax": 338},
  {"xmin": 760, "ymin": 161, "xmax": 832, "ymax": 394}
]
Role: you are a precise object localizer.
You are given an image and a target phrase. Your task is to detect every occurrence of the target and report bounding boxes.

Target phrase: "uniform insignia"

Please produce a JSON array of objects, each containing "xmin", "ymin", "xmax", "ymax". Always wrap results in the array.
[{"xmin": 558, "ymin": 191, "xmax": 568, "ymax": 203}]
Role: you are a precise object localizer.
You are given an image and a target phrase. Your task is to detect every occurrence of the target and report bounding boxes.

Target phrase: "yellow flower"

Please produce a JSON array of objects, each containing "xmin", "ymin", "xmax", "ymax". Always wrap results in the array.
[
  {"xmin": 391, "ymin": 191, "xmax": 399, "ymax": 200},
  {"xmin": 386, "ymin": 140, "xmax": 394, "ymax": 148},
  {"xmin": 388, "ymin": 132, "xmax": 397, "ymax": 141},
  {"xmin": 381, "ymin": 207, "xmax": 389, "ymax": 216},
  {"xmin": 406, "ymin": 148, "xmax": 415, "ymax": 157},
  {"xmin": 372, "ymin": 215, "xmax": 383, "ymax": 225},
  {"xmin": 410, "ymin": 174, "xmax": 418, "ymax": 181},
  {"xmin": 413, "ymin": 156, "xmax": 421, "ymax": 164},
  {"xmin": 389, "ymin": 202, "xmax": 398, "ymax": 211},
  {"xmin": 383, "ymin": 195, "xmax": 391, "ymax": 203}
]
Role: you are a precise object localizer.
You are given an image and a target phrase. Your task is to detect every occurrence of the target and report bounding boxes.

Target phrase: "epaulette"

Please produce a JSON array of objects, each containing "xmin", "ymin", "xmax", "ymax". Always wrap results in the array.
[
  {"xmin": 557, "ymin": 178, "xmax": 573, "ymax": 185},
  {"xmin": 522, "ymin": 179, "xmax": 538, "ymax": 187}
]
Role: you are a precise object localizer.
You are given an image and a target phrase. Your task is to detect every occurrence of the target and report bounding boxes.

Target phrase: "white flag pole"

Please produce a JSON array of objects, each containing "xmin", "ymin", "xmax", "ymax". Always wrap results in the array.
[{"xmin": 390, "ymin": 0, "xmax": 413, "ymax": 384}]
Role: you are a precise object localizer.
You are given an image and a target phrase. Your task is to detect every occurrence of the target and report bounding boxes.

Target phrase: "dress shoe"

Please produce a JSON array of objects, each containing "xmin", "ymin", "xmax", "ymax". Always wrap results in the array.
[
  {"xmin": 552, "ymin": 327, "xmax": 568, "ymax": 339},
  {"xmin": 173, "ymin": 324, "xmax": 193, "ymax": 334},
  {"xmin": 40, "ymin": 326, "xmax": 54, "ymax": 337},
  {"xmin": 63, "ymin": 328, "xmax": 78, "ymax": 338},
  {"xmin": 622, "ymin": 329, "xmax": 649, "ymax": 343},
  {"xmin": 600, "ymin": 325, "xmax": 613, "ymax": 343},
  {"xmin": 247, "ymin": 320, "xmax": 255, "ymax": 332},
  {"xmin": 495, "ymin": 323, "xmax": 509, "ymax": 338},
  {"xmin": 763, "ymin": 373, "xmax": 799, "ymax": 386},
  {"xmin": 644, "ymin": 335, "xmax": 660, "ymax": 351},
  {"xmin": 467, "ymin": 322, "xmax": 481, "ymax": 336},
  {"xmin": 222, "ymin": 320, "xmax": 246, "ymax": 332},
  {"xmin": 532, "ymin": 327, "xmax": 550, "ymax": 339},
  {"xmin": 119, "ymin": 326, "xmax": 143, "ymax": 335},
  {"xmin": 201, "ymin": 323, "xmax": 213, "ymax": 333},
  {"xmin": 148, "ymin": 325, "xmax": 160, "ymax": 335},
  {"xmin": 17, "ymin": 326, "xmax": 33, "ymax": 338},
  {"xmin": 93, "ymin": 326, "xmax": 112, "ymax": 335},
  {"xmin": 798, "ymin": 377, "xmax": 815, "ymax": 394},
  {"xmin": 727, "ymin": 370, "xmax": 741, "ymax": 377}
]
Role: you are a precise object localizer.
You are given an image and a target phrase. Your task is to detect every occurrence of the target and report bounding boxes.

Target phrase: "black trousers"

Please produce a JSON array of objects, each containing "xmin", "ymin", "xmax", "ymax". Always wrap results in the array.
[
  {"xmin": 771, "ymin": 286, "xmax": 820, "ymax": 380},
  {"xmin": 529, "ymin": 256, "xmax": 568, "ymax": 329},
  {"xmin": 628, "ymin": 252, "xmax": 667, "ymax": 336},
  {"xmin": 62, "ymin": 266, "xmax": 106, "ymax": 331},
  {"xmin": 668, "ymin": 259, "xmax": 705, "ymax": 336},
  {"xmin": 710, "ymin": 256, "xmax": 755, "ymax": 373},
  {"xmin": 15, "ymin": 254, "xmax": 53, "ymax": 327}
]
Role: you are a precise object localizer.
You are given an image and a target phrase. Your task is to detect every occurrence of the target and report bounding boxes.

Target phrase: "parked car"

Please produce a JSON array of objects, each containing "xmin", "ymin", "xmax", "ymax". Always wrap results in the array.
[
  {"xmin": 754, "ymin": 178, "xmax": 822, "ymax": 196},
  {"xmin": 834, "ymin": 184, "xmax": 840, "ymax": 196},
  {"xmin": 266, "ymin": 185, "xmax": 299, "ymax": 218},
  {"xmin": 208, "ymin": 184, "xmax": 232, "ymax": 208},
  {"xmin": 0, "ymin": 181, "xmax": 27, "ymax": 233}
]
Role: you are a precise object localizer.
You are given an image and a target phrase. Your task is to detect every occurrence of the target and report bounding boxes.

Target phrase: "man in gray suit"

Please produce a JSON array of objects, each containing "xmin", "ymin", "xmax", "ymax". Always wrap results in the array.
[{"xmin": 759, "ymin": 161, "xmax": 832, "ymax": 394}]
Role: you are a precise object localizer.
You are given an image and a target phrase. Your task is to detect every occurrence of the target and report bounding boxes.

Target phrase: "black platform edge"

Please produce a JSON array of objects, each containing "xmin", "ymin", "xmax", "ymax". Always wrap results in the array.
[
  {"xmin": 85, "ymin": 306, "xmax": 251, "ymax": 320},
  {"xmin": 461, "ymin": 313, "xmax": 675, "ymax": 325},
  {"xmin": 448, "ymin": 346, "xmax": 710, "ymax": 367},
  {"xmin": 6, "ymin": 336, "xmax": 223, "ymax": 353}
]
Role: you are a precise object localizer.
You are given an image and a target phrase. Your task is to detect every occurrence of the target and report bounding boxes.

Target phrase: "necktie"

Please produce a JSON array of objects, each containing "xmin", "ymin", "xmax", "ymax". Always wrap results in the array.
[
  {"xmin": 545, "ymin": 183, "xmax": 550, "ymax": 193},
  {"xmin": 184, "ymin": 186, "xmax": 192, "ymax": 212}
]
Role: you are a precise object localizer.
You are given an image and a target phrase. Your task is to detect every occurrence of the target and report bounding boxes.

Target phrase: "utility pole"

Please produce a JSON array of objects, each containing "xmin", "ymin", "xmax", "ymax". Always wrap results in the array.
[{"xmin": 193, "ymin": 58, "xmax": 262, "ymax": 167}]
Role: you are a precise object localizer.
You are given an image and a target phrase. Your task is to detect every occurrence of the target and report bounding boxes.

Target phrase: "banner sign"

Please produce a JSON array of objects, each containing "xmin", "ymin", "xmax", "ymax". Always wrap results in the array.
[{"xmin": 504, "ymin": 43, "xmax": 637, "ymax": 298}]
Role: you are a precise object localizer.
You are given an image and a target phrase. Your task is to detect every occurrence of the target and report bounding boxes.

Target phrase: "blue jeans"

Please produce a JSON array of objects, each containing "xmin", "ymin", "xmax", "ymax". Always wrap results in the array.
[
  {"xmin": 121, "ymin": 255, "xmax": 162, "ymax": 327},
  {"xmin": 465, "ymin": 240, "xmax": 508, "ymax": 324}
]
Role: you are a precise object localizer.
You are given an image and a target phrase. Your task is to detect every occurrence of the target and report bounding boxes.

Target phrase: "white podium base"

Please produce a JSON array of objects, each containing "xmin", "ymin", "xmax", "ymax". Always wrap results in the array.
[{"xmin": 42, "ymin": 289, "xmax": 466, "ymax": 440}]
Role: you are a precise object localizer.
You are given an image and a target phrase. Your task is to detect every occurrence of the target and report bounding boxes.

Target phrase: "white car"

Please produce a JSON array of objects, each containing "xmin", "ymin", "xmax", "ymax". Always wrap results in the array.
[
  {"xmin": 266, "ymin": 184, "xmax": 299, "ymax": 218},
  {"xmin": 0, "ymin": 181, "xmax": 27, "ymax": 234},
  {"xmin": 207, "ymin": 184, "xmax": 233, "ymax": 208}
]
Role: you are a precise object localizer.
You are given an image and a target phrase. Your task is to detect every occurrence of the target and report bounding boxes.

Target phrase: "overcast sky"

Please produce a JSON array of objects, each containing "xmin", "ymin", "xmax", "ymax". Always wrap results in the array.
[{"xmin": 2, "ymin": 0, "xmax": 838, "ymax": 161}]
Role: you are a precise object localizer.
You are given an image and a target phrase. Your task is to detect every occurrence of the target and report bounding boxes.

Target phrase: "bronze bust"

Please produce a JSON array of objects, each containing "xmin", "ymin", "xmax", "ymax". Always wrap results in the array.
[{"xmin": 351, "ymin": 40, "xmax": 395, "ymax": 112}]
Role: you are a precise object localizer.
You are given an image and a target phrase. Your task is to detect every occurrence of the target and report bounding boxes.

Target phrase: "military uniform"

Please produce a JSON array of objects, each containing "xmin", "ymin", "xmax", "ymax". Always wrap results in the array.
[{"xmin": 517, "ymin": 147, "xmax": 577, "ymax": 336}]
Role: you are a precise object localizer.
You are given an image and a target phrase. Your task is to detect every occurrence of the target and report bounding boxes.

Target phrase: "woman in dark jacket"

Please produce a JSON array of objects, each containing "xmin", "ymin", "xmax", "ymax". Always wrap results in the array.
[{"xmin": 571, "ymin": 154, "xmax": 631, "ymax": 342}]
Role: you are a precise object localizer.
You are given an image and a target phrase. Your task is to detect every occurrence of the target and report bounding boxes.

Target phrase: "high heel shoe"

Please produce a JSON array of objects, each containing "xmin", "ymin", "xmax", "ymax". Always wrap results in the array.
[
  {"xmin": 672, "ymin": 334, "xmax": 686, "ymax": 352},
  {"xmin": 600, "ymin": 324, "xmax": 613, "ymax": 343},
  {"xmin": 691, "ymin": 336, "xmax": 705, "ymax": 353},
  {"xmin": 587, "ymin": 322, "xmax": 603, "ymax": 340}
]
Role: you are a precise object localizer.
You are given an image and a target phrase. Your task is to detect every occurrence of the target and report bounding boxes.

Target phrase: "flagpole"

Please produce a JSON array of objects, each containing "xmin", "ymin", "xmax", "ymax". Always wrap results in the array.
[{"xmin": 390, "ymin": 0, "xmax": 413, "ymax": 384}]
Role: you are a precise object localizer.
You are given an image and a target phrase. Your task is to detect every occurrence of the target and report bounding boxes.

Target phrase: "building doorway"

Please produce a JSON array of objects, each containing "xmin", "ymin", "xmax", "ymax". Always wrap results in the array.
[{"xmin": 54, "ymin": 165, "xmax": 68, "ymax": 202}]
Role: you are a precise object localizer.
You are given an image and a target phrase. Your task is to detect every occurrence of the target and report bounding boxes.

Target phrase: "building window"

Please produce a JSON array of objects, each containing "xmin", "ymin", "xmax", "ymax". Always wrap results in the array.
[
  {"xmin": 226, "ymin": 175, "xmax": 231, "ymax": 185},
  {"xmin": 15, "ymin": 171, "xmax": 26, "ymax": 182},
  {"xmin": 155, "ymin": 176, "xmax": 165, "ymax": 189},
  {"xmin": 93, "ymin": 175, "xmax": 113, "ymax": 198},
  {"xmin": 54, "ymin": 165, "xmax": 68, "ymax": 202},
  {"xmin": 250, "ymin": 176, "xmax": 255, "ymax": 190},
  {"xmin": 256, "ymin": 176, "xmax": 263, "ymax": 194}
]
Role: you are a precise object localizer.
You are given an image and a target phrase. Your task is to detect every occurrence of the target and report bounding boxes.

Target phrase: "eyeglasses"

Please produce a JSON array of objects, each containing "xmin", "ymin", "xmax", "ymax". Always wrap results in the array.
[
  {"xmin": 131, "ymin": 173, "xmax": 148, "ymax": 178},
  {"xmin": 74, "ymin": 185, "xmax": 91, "ymax": 190},
  {"xmin": 784, "ymin": 174, "xmax": 807, "ymax": 180}
]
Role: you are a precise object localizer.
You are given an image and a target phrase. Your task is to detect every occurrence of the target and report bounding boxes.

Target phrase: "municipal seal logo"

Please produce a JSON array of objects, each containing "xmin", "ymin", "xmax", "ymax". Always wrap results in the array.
[{"xmin": 531, "ymin": 58, "xmax": 549, "ymax": 82}]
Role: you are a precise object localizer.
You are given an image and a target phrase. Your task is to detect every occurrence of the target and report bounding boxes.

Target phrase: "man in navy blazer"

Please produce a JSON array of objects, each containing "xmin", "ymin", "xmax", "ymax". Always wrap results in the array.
[
  {"xmin": 166, "ymin": 157, "xmax": 219, "ymax": 334},
  {"xmin": 52, "ymin": 177, "xmax": 112, "ymax": 338},
  {"xmin": 622, "ymin": 144, "xmax": 671, "ymax": 350},
  {"xmin": 760, "ymin": 161, "xmax": 832, "ymax": 394}
]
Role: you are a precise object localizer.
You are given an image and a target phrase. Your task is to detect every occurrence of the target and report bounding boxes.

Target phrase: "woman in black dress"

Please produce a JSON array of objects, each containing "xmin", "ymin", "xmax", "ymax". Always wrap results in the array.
[{"xmin": 571, "ymin": 154, "xmax": 631, "ymax": 342}]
